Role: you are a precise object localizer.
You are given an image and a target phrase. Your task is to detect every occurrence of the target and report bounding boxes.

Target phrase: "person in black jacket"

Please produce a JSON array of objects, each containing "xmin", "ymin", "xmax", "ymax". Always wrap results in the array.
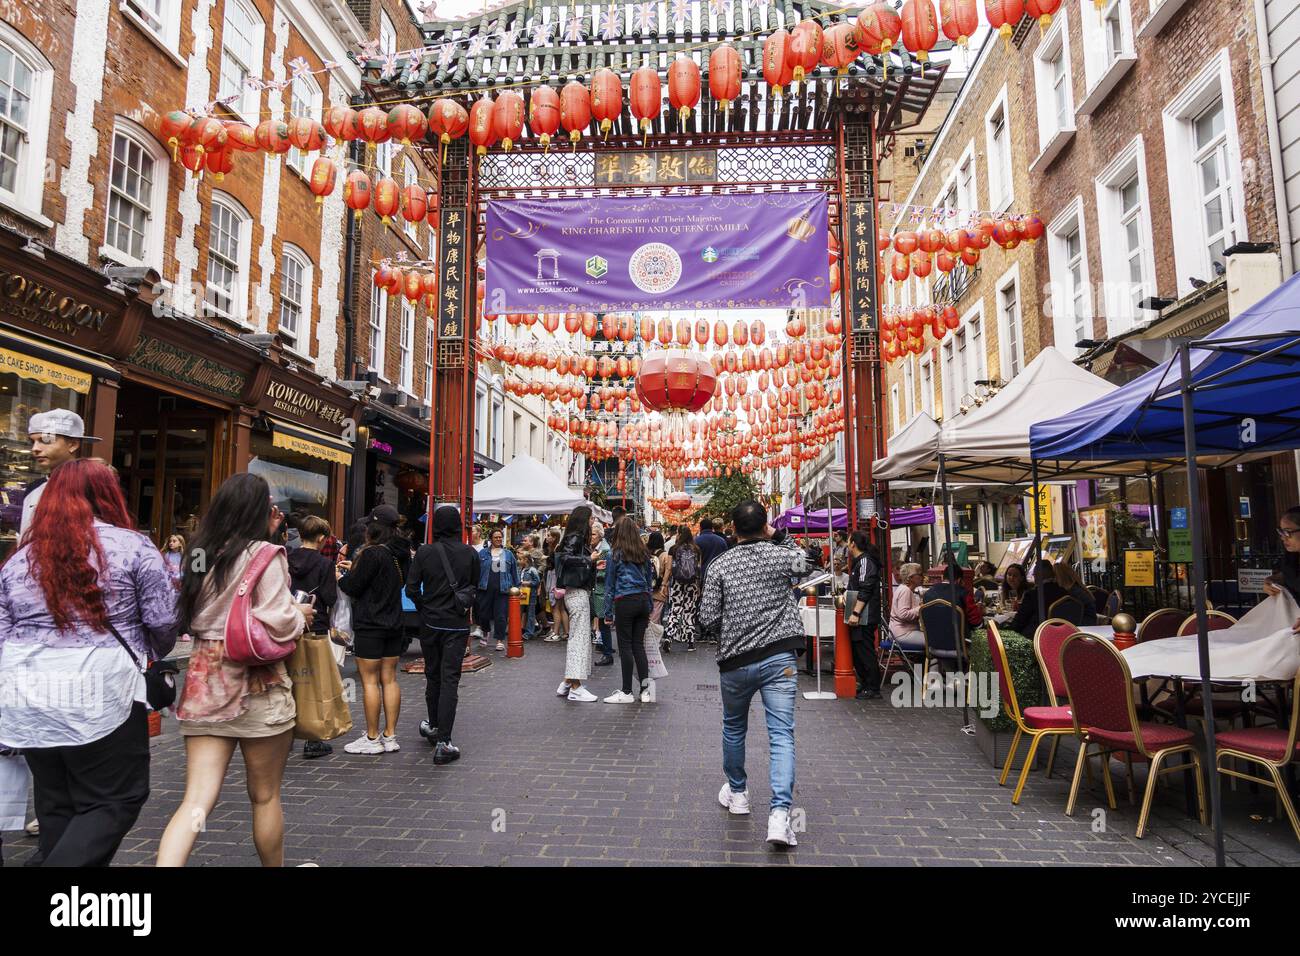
[
  {"xmin": 337, "ymin": 508, "xmax": 411, "ymax": 755},
  {"xmin": 287, "ymin": 515, "xmax": 340, "ymax": 759},
  {"xmin": 844, "ymin": 532, "xmax": 883, "ymax": 699},
  {"xmin": 554, "ymin": 506, "xmax": 599, "ymax": 701},
  {"xmin": 406, "ymin": 505, "xmax": 479, "ymax": 765},
  {"xmin": 1007, "ymin": 559, "xmax": 1068, "ymax": 638}
]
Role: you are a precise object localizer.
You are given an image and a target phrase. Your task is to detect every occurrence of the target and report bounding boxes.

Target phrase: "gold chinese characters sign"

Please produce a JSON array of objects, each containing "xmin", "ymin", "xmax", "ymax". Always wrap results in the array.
[
  {"xmin": 593, "ymin": 150, "xmax": 718, "ymax": 185},
  {"xmin": 844, "ymin": 195, "xmax": 877, "ymax": 333},
  {"xmin": 438, "ymin": 207, "xmax": 467, "ymax": 341}
]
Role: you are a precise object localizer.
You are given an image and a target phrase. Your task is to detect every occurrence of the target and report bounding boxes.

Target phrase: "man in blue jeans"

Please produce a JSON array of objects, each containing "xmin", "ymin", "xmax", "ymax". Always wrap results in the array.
[{"xmin": 699, "ymin": 500, "xmax": 809, "ymax": 848}]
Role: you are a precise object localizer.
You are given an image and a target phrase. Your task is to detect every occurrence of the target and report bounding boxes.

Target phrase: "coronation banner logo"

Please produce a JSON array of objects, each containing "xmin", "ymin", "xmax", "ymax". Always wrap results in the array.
[{"xmin": 484, "ymin": 193, "xmax": 829, "ymax": 312}]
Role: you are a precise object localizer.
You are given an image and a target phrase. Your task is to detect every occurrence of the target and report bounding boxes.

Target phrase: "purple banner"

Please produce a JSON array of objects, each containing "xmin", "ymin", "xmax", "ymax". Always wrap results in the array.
[{"xmin": 485, "ymin": 193, "xmax": 830, "ymax": 312}]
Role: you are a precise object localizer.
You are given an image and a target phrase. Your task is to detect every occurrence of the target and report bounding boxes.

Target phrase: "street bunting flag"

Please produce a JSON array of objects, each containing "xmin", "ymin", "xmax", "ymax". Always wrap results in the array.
[{"xmin": 484, "ymin": 192, "xmax": 829, "ymax": 312}]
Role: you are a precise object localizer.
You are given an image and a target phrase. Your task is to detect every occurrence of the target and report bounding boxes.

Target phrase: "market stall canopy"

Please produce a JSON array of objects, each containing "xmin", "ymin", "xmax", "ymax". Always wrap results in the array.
[
  {"xmin": 1030, "ymin": 273, "xmax": 1300, "ymax": 462},
  {"xmin": 473, "ymin": 454, "xmax": 593, "ymax": 515},
  {"xmin": 773, "ymin": 506, "xmax": 847, "ymax": 531},
  {"xmin": 881, "ymin": 348, "xmax": 1171, "ymax": 484},
  {"xmin": 872, "ymin": 412, "xmax": 941, "ymax": 481}
]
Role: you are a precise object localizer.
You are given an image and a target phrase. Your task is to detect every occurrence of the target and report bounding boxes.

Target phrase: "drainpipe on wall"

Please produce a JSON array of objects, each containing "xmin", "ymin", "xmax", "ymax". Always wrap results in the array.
[
  {"xmin": 1255, "ymin": 0, "xmax": 1295, "ymax": 278},
  {"xmin": 342, "ymin": 124, "xmax": 363, "ymax": 531}
]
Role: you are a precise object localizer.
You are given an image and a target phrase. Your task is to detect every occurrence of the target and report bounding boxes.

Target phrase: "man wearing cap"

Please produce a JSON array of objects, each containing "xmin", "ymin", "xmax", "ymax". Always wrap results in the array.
[{"xmin": 20, "ymin": 410, "xmax": 99, "ymax": 537}]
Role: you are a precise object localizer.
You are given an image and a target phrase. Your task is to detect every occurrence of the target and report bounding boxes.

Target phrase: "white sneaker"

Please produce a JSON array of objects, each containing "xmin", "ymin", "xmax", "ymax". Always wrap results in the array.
[
  {"xmin": 603, "ymin": 690, "xmax": 635, "ymax": 704},
  {"xmin": 344, "ymin": 733, "xmax": 384, "ymax": 755},
  {"xmin": 478, "ymin": 637, "xmax": 490, "ymax": 648},
  {"xmin": 767, "ymin": 808, "xmax": 797, "ymax": 847},
  {"xmin": 718, "ymin": 782, "xmax": 751, "ymax": 815},
  {"xmin": 471, "ymin": 627, "xmax": 484, "ymax": 640},
  {"xmin": 495, "ymin": 640, "xmax": 505, "ymax": 652},
  {"xmin": 380, "ymin": 734, "xmax": 399, "ymax": 753},
  {"xmin": 567, "ymin": 686, "xmax": 598, "ymax": 702},
  {"xmin": 556, "ymin": 680, "xmax": 571, "ymax": 697},
  {"xmin": 544, "ymin": 634, "xmax": 561, "ymax": 642},
  {"xmin": 640, "ymin": 679, "xmax": 655, "ymax": 703}
]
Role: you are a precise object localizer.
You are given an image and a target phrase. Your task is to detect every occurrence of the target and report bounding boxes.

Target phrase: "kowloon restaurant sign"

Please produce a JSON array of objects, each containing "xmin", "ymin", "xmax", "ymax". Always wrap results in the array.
[
  {"xmin": 0, "ymin": 268, "xmax": 110, "ymax": 338},
  {"xmin": 265, "ymin": 379, "xmax": 348, "ymax": 429}
]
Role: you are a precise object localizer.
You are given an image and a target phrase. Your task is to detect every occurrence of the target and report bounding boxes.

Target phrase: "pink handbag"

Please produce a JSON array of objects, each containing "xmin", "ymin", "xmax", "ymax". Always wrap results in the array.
[{"xmin": 223, "ymin": 543, "xmax": 298, "ymax": 666}]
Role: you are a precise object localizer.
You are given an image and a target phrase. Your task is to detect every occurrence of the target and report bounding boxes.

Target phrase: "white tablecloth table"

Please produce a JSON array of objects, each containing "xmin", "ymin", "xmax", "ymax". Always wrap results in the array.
[{"xmin": 799, "ymin": 606, "xmax": 839, "ymax": 638}]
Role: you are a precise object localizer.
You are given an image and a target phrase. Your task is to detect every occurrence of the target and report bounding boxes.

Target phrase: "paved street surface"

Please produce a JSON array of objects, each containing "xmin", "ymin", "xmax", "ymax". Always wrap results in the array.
[{"xmin": 4, "ymin": 639, "xmax": 1298, "ymax": 866}]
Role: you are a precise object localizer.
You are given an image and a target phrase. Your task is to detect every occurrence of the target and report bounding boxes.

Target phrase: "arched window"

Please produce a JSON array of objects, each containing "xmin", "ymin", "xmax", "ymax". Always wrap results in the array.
[
  {"xmin": 102, "ymin": 119, "xmax": 169, "ymax": 268},
  {"xmin": 0, "ymin": 22, "xmax": 53, "ymax": 223},
  {"xmin": 287, "ymin": 72, "xmax": 321, "ymax": 177},
  {"xmin": 217, "ymin": 0, "xmax": 264, "ymax": 123},
  {"xmin": 278, "ymin": 244, "xmax": 313, "ymax": 351},
  {"xmin": 206, "ymin": 192, "xmax": 252, "ymax": 322}
]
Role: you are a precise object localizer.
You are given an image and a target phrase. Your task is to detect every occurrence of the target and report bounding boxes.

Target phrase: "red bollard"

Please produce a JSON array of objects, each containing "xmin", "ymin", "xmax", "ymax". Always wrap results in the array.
[
  {"xmin": 507, "ymin": 589, "xmax": 524, "ymax": 658},
  {"xmin": 834, "ymin": 607, "xmax": 856, "ymax": 699}
]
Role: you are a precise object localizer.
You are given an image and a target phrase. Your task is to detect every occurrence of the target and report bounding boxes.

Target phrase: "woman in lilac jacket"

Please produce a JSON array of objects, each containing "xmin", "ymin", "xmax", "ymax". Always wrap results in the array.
[{"xmin": 0, "ymin": 460, "xmax": 178, "ymax": 867}]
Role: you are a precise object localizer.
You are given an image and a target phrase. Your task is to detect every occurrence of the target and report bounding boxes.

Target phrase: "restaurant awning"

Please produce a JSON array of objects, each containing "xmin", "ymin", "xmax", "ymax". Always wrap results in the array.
[
  {"xmin": 0, "ymin": 327, "xmax": 120, "ymax": 395},
  {"xmin": 267, "ymin": 417, "xmax": 355, "ymax": 466},
  {"xmin": 872, "ymin": 411, "xmax": 941, "ymax": 481}
]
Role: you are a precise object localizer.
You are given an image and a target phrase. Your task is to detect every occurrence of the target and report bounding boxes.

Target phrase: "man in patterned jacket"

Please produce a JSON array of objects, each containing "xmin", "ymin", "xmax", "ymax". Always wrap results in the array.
[{"xmin": 699, "ymin": 500, "xmax": 809, "ymax": 849}]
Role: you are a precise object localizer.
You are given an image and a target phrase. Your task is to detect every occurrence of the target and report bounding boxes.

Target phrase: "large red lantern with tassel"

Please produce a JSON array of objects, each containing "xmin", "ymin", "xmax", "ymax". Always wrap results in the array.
[
  {"xmin": 1024, "ymin": 0, "xmax": 1062, "ymax": 31},
  {"xmin": 254, "ymin": 119, "xmax": 291, "ymax": 154},
  {"xmin": 821, "ymin": 22, "xmax": 861, "ymax": 74},
  {"xmin": 939, "ymin": 0, "xmax": 980, "ymax": 46},
  {"xmin": 468, "ymin": 97, "xmax": 496, "ymax": 155},
  {"xmin": 159, "ymin": 111, "xmax": 192, "ymax": 160},
  {"xmin": 427, "ymin": 99, "xmax": 468, "ymax": 158},
  {"xmin": 373, "ymin": 177, "xmax": 399, "ymax": 225},
  {"xmin": 223, "ymin": 121, "xmax": 258, "ymax": 152},
  {"xmin": 288, "ymin": 117, "xmax": 326, "ymax": 152},
  {"xmin": 492, "ymin": 91, "xmax": 525, "ymax": 151},
  {"xmin": 590, "ymin": 68, "xmax": 623, "ymax": 139},
  {"xmin": 356, "ymin": 107, "xmax": 391, "ymax": 146},
  {"xmin": 387, "ymin": 104, "xmax": 426, "ymax": 145},
  {"xmin": 560, "ymin": 81, "xmax": 592, "ymax": 147},
  {"xmin": 901, "ymin": 0, "xmax": 939, "ymax": 64},
  {"xmin": 856, "ymin": 2, "xmax": 903, "ymax": 57},
  {"xmin": 401, "ymin": 184, "xmax": 426, "ymax": 224},
  {"xmin": 708, "ymin": 44, "xmax": 742, "ymax": 115},
  {"xmin": 668, "ymin": 57, "xmax": 701, "ymax": 124},
  {"xmin": 189, "ymin": 116, "xmax": 227, "ymax": 154},
  {"xmin": 629, "ymin": 66, "xmax": 661, "ymax": 142},
  {"xmin": 789, "ymin": 20, "xmax": 823, "ymax": 91},
  {"xmin": 308, "ymin": 157, "xmax": 336, "ymax": 204},
  {"xmin": 529, "ymin": 86, "xmax": 561, "ymax": 150},
  {"xmin": 203, "ymin": 147, "xmax": 233, "ymax": 180},
  {"xmin": 343, "ymin": 170, "xmax": 371, "ymax": 219},
  {"xmin": 323, "ymin": 105, "xmax": 359, "ymax": 141},
  {"xmin": 984, "ymin": 0, "xmax": 1025, "ymax": 44},
  {"xmin": 762, "ymin": 30, "xmax": 795, "ymax": 98}
]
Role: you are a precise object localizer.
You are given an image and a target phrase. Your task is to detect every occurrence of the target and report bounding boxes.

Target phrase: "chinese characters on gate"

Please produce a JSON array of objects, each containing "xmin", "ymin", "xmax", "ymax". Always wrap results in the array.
[
  {"xmin": 593, "ymin": 149, "xmax": 718, "ymax": 185},
  {"xmin": 438, "ymin": 208, "xmax": 466, "ymax": 340}
]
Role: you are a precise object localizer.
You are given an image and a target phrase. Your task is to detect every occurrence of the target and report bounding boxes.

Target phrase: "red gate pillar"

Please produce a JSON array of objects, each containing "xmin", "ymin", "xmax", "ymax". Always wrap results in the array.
[
  {"xmin": 834, "ymin": 610, "xmax": 856, "ymax": 698},
  {"xmin": 507, "ymin": 589, "xmax": 524, "ymax": 658}
]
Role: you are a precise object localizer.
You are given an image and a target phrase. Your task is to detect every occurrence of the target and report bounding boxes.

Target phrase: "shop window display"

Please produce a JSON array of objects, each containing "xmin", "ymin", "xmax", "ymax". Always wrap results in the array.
[
  {"xmin": 249, "ymin": 430, "xmax": 330, "ymax": 518},
  {"xmin": 0, "ymin": 374, "xmax": 84, "ymax": 558}
]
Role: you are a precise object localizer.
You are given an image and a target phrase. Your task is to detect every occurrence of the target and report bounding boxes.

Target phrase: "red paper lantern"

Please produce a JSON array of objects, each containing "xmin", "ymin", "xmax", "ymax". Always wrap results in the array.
[
  {"xmin": 856, "ymin": 2, "xmax": 903, "ymax": 57},
  {"xmin": 560, "ymin": 80, "xmax": 592, "ymax": 147},
  {"xmin": 223, "ymin": 121, "xmax": 258, "ymax": 152},
  {"xmin": 189, "ymin": 116, "xmax": 227, "ymax": 153},
  {"xmin": 789, "ymin": 20, "xmax": 823, "ymax": 91},
  {"xmin": 255, "ymin": 119, "xmax": 291, "ymax": 154},
  {"xmin": 288, "ymin": 117, "xmax": 325, "ymax": 152},
  {"xmin": 343, "ymin": 170, "xmax": 371, "ymax": 219},
  {"xmin": 821, "ymin": 22, "xmax": 861, "ymax": 74},
  {"xmin": 468, "ymin": 97, "xmax": 497, "ymax": 155},
  {"xmin": 636, "ymin": 351, "xmax": 718, "ymax": 413},
  {"xmin": 387, "ymin": 104, "xmax": 427, "ymax": 145},
  {"xmin": 984, "ymin": 0, "xmax": 1025, "ymax": 43},
  {"xmin": 629, "ymin": 66, "xmax": 661, "ymax": 141},
  {"xmin": 528, "ymin": 86, "xmax": 561, "ymax": 150},
  {"xmin": 762, "ymin": 30, "xmax": 795, "ymax": 98},
  {"xmin": 159, "ymin": 110, "xmax": 192, "ymax": 160},
  {"xmin": 203, "ymin": 147, "xmax": 233, "ymax": 180},
  {"xmin": 308, "ymin": 157, "xmax": 336, "ymax": 204},
  {"xmin": 427, "ymin": 99, "xmax": 468, "ymax": 150},
  {"xmin": 708, "ymin": 44, "xmax": 742, "ymax": 115},
  {"xmin": 942, "ymin": 305, "xmax": 960, "ymax": 329},
  {"xmin": 910, "ymin": 251, "xmax": 933, "ymax": 278},
  {"xmin": 323, "ymin": 105, "xmax": 359, "ymax": 141},
  {"xmin": 894, "ymin": 231, "xmax": 919, "ymax": 255},
  {"xmin": 940, "ymin": 0, "xmax": 980, "ymax": 46},
  {"xmin": 401, "ymin": 184, "xmax": 427, "ymax": 223},
  {"xmin": 891, "ymin": 253, "xmax": 911, "ymax": 282},
  {"xmin": 492, "ymin": 91, "xmax": 525, "ymax": 151},
  {"xmin": 402, "ymin": 270, "xmax": 423, "ymax": 303},
  {"xmin": 936, "ymin": 249, "xmax": 956, "ymax": 273},
  {"xmin": 356, "ymin": 106, "xmax": 391, "ymax": 145},
  {"xmin": 668, "ymin": 56, "xmax": 701, "ymax": 124},
  {"xmin": 1024, "ymin": 0, "xmax": 1061, "ymax": 31},
  {"xmin": 1022, "ymin": 214, "xmax": 1045, "ymax": 241},
  {"xmin": 960, "ymin": 247, "xmax": 980, "ymax": 266},
  {"xmin": 900, "ymin": 0, "xmax": 939, "ymax": 63},
  {"xmin": 590, "ymin": 68, "xmax": 623, "ymax": 138},
  {"xmin": 373, "ymin": 176, "xmax": 399, "ymax": 225}
]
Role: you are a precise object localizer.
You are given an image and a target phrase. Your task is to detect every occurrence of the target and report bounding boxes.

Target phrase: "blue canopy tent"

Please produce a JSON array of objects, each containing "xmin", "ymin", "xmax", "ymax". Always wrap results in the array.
[{"xmin": 1029, "ymin": 270, "xmax": 1300, "ymax": 867}]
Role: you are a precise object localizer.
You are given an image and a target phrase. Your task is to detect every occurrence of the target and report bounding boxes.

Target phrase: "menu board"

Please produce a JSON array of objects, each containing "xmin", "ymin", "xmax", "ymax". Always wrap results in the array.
[
  {"xmin": 1078, "ymin": 505, "xmax": 1112, "ymax": 561},
  {"xmin": 994, "ymin": 537, "xmax": 1034, "ymax": 579}
]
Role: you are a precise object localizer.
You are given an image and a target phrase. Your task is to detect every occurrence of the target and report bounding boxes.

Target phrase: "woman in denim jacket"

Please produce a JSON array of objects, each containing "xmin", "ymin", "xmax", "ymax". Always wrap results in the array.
[{"xmin": 601, "ymin": 517, "xmax": 656, "ymax": 704}]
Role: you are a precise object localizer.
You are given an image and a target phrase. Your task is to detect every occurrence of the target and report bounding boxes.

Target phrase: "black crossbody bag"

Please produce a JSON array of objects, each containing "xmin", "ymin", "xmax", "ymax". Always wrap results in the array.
[
  {"xmin": 434, "ymin": 541, "xmax": 477, "ymax": 615},
  {"xmin": 105, "ymin": 622, "xmax": 178, "ymax": 711}
]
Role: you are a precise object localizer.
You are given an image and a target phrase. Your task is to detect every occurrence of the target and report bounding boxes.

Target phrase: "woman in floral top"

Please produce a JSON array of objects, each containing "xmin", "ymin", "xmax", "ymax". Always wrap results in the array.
[{"xmin": 157, "ymin": 474, "xmax": 313, "ymax": 867}]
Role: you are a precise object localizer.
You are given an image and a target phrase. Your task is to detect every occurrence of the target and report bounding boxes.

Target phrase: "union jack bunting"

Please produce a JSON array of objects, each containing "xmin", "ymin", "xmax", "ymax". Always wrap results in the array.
[
  {"xmin": 497, "ymin": 26, "xmax": 518, "ymax": 51},
  {"xmin": 438, "ymin": 43, "xmax": 456, "ymax": 68},
  {"xmin": 288, "ymin": 56, "xmax": 311, "ymax": 79},
  {"xmin": 565, "ymin": 14, "xmax": 583, "ymax": 41},
  {"xmin": 600, "ymin": 4, "xmax": 620, "ymax": 39},
  {"xmin": 671, "ymin": 0, "xmax": 689, "ymax": 26},
  {"xmin": 530, "ymin": 20, "xmax": 551, "ymax": 47},
  {"xmin": 635, "ymin": 2, "xmax": 655, "ymax": 32}
]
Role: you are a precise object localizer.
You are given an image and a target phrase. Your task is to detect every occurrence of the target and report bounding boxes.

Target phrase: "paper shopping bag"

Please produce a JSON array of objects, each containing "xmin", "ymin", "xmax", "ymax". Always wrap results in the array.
[
  {"xmin": 644, "ymin": 620, "xmax": 668, "ymax": 680},
  {"xmin": 0, "ymin": 754, "xmax": 30, "ymax": 831},
  {"xmin": 288, "ymin": 635, "xmax": 354, "ymax": 742}
]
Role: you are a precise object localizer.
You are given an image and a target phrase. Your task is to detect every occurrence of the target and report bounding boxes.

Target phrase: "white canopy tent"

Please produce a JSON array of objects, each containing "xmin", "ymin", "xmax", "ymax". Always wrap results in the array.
[
  {"xmin": 473, "ymin": 454, "xmax": 604, "ymax": 517},
  {"xmin": 873, "ymin": 411, "xmax": 942, "ymax": 482}
]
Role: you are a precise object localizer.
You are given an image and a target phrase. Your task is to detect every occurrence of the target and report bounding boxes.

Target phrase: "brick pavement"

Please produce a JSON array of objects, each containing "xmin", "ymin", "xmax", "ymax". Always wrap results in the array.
[{"xmin": 3, "ymin": 639, "xmax": 1297, "ymax": 867}]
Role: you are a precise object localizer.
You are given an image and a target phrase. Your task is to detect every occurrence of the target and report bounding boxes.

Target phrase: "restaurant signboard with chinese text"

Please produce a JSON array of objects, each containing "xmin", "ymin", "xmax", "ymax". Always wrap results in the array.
[
  {"xmin": 592, "ymin": 149, "xmax": 718, "ymax": 185},
  {"xmin": 438, "ymin": 207, "xmax": 467, "ymax": 341},
  {"xmin": 843, "ymin": 195, "xmax": 877, "ymax": 332}
]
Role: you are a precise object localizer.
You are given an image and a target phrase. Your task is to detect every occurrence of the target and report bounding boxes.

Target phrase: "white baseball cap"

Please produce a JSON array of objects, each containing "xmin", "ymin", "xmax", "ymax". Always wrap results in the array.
[{"xmin": 27, "ymin": 409, "xmax": 101, "ymax": 442}]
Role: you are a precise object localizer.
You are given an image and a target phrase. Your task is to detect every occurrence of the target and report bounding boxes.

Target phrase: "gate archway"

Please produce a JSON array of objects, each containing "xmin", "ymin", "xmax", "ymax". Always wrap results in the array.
[{"xmin": 359, "ymin": 0, "xmax": 949, "ymax": 534}]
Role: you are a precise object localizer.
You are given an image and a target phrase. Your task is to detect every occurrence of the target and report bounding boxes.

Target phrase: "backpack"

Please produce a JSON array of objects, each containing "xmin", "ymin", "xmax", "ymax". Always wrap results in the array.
[{"xmin": 672, "ymin": 546, "xmax": 699, "ymax": 584}]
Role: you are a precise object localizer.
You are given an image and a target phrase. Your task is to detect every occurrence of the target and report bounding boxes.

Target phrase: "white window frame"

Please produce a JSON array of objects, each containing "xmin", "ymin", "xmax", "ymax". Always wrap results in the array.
[
  {"xmin": 933, "ymin": 140, "xmax": 977, "ymax": 222},
  {"xmin": 205, "ymin": 191, "xmax": 252, "ymax": 324},
  {"xmin": 403, "ymin": 156, "xmax": 420, "ymax": 242},
  {"xmin": 902, "ymin": 355, "xmax": 916, "ymax": 420},
  {"xmin": 491, "ymin": 393, "xmax": 504, "ymax": 461},
  {"xmin": 890, "ymin": 383, "xmax": 901, "ymax": 434},
  {"xmin": 0, "ymin": 24, "xmax": 53, "ymax": 226},
  {"xmin": 100, "ymin": 119, "xmax": 168, "ymax": 270},
  {"xmin": 984, "ymin": 88, "xmax": 1013, "ymax": 214},
  {"xmin": 376, "ymin": 13, "xmax": 397, "ymax": 178},
  {"xmin": 286, "ymin": 72, "xmax": 322, "ymax": 179},
  {"xmin": 368, "ymin": 287, "xmax": 388, "ymax": 376},
  {"xmin": 919, "ymin": 354, "xmax": 935, "ymax": 418},
  {"xmin": 475, "ymin": 383, "xmax": 488, "ymax": 455},
  {"xmin": 1094, "ymin": 135, "xmax": 1157, "ymax": 335},
  {"xmin": 423, "ymin": 321, "xmax": 434, "ymax": 405},
  {"xmin": 995, "ymin": 263, "xmax": 1025, "ymax": 381},
  {"xmin": 1046, "ymin": 196, "xmax": 1094, "ymax": 356},
  {"xmin": 1031, "ymin": 16, "xmax": 1076, "ymax": 171},
  {"xmin": 278, "ymin": 244, "xmax": 312, "ymax": 353},
  {"xmin": 965, "ymin": 302, "xmax": 987, "ymax": 386},
  {"xmin": 218, "ymin": 0, "xmax": 264, "ymax": 124},
  {"xmin": 1162, "ymin": 50, "xmax": 1246, "ymax": 297},
  {"xmin": 1078, "ymin": 0, "xmax": 1136, "ymax": 115},
  {"xmin": 118, "ymin": 0, "xmax": 183, "ymax": 64},
  {"xmin": 398, "ymin": 299, "xmax": 415, "ymax": 394}
]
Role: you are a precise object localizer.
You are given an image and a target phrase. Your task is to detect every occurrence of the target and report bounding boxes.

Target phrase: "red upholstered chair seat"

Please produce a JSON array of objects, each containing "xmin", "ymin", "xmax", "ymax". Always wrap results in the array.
[
  {"xmin": 1215, "ymin": 728, "xmax": 1300, "ymax": 763},
  {"xmin": 1089, "ymin": 723, "xmax": 1195, "ymax": 753},
  {"xmin": 1022, "ymin": 705, "xmax": 1074, "ymax": 730}
]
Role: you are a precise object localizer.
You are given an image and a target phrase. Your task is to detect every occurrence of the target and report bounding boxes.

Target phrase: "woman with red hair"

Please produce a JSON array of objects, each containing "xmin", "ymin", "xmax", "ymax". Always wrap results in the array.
[{"xmin": 0, "ymin": 459, "xmax": 179, "ymax": 866}]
